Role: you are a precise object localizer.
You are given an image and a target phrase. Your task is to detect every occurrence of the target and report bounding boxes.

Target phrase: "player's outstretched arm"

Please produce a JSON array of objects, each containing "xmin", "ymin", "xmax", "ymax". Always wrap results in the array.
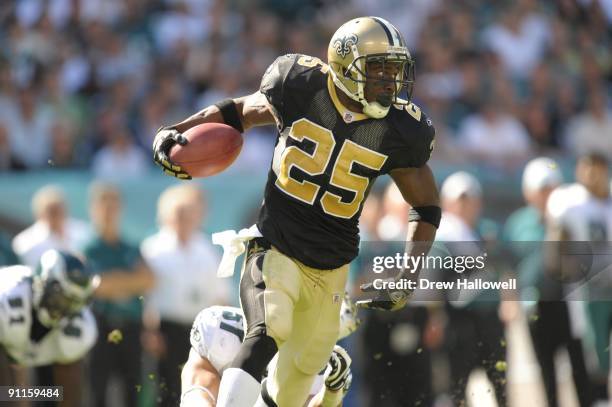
[
  {"xmin": 180, "ymin": 348, "xmax": 221, "ymax": 407},
  {"xmin": 153, "ymin": 91, "xmax": 275, "ymax": 179},
  {"xmin": 357, "ymin": 164, "xmax": 440, "ymax": 311}
]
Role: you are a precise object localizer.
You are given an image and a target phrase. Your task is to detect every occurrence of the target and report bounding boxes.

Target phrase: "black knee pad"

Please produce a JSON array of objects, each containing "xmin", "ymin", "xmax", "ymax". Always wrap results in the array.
[{"xmin": 230, "ymin": 333, "xmax": 278, "ymax": 381}]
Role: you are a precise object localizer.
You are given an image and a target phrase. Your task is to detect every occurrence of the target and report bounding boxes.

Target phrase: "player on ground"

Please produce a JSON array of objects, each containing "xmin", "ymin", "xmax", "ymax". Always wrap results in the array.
[
  {"xmin": 180, "ymin": 294, "xmax": 359, "ymax": 407},
  {"xmin": 153, "ymin": 16, "xmax": 440, "ymax": 407},
  {"xmin": 0, "ymin": 249, "xmax": 99, "ymax": 407}
]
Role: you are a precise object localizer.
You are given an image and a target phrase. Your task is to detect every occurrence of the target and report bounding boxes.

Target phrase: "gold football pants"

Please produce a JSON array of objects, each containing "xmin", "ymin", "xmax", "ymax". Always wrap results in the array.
[{"xmin": 239, "ymin": 239, "xmax": 348, "ymax": 406}]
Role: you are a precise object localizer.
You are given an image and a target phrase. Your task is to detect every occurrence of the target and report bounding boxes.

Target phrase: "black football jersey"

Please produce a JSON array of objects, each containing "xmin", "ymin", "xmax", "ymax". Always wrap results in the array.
[{"xmin": 257, "ymin": 54, "xmax": 435, "ymax": 269}]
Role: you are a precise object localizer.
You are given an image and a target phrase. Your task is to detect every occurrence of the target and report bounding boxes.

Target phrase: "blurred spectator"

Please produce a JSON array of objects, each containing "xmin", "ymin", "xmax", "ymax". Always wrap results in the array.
[
  {"xmin": 564, "ymin": 90, "xmax": 612, "ymax": 161},
  {"xmin": 0, "ymin": 0, "xmax": 606, "ymax": 179},
  {"xmin": 91, "ymin": 127, "xmax": 149, "ymax": 180},
  {"xmin": 83, "ymin": 182, "xmax": 155, "ymax": 407},
  {"xmin": 351, "ymin": 0, "xmax": 442, "ymax": 49},
  {"xmin": 544, "ymin": 153, "xmax": 612, "ymax": 406},
  {"xmin": 436, "ymin": 172, "xmax": 507, "ymax": 407},
  {"xmin": 503, "ymin": 157, "xmax": 567, "ymax": 406},
  {"xmin": 504, "ymin": 157, "xmax": 563, "ymax": 242},
  {"xmin": 482, "ymin": 2, "xmax": 551, "ymax": 80},
  {"xmin": 152, "ymin": 1, "xmax": 212, "ymax": 56},
  {"xmin": 457, "ymin": 97, "xmax": 532, "ymax": 170},
  {"xmin": 12, "ymin": 185, "xmax": 91, "ymax": 268},
  {"xmin": 0, "ymin": 86, "xmax": 54, "ymax": 169},
  {"xmin": 49, "ymin": 120, "xmax": 80, "ymax": 168},
  {"xmin": 0, "ymin": 123, "xmax": 26, "ymax": 171},
  {"xmin": 376, "ymin": 183, "xmax": 409, "ymax": 241},
  {"xmin": 140, "ymin": 184, "xmax": 229, "ymax": 406}
]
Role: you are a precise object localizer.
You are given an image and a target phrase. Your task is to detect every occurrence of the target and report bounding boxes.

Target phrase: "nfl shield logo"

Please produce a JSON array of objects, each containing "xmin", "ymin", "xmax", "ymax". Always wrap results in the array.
[{"xmin": 332, "ymin": 293, "xmax": 341, "ymax": 304}]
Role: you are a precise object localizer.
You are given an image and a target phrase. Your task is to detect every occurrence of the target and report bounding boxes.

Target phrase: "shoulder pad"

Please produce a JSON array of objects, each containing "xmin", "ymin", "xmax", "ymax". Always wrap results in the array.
[
  {"xmin": 260, "ymin": 54, "xmax": 327, "ymax": 125},
  {"xmin": 386, "ymin": 104, "xmax": 436, "ymax": 170}
]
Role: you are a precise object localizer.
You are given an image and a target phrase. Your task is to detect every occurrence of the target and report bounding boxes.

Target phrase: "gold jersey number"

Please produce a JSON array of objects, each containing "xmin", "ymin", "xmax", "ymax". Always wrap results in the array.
[{"xmin": 274, "ymin": 118, "xmax": 387, "ymax": 219}]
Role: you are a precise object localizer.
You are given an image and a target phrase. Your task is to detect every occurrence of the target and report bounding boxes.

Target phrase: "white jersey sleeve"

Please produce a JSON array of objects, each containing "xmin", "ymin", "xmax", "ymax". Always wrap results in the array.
[
  {"xmin": 190, "ymin": 306, "xmax": 244, "ymax": 373},
  {"xmin": 54, "ymin": 307, "xmax": 97, "ymax": 364},
  {"xmin": 0, "ymin": 271, "xmax": 33, "ymax": 356}
]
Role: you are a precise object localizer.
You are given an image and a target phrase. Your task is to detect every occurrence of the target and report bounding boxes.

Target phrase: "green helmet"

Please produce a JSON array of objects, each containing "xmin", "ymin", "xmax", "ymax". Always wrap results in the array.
[{"xmin": 32, "ymin": 250, "xmax": 99, "ymax": 327}]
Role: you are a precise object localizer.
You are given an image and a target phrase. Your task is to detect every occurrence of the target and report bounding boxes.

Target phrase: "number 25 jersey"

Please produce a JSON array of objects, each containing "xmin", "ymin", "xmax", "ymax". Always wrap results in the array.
[{"xmin": 258, "ymin": 54, "xmax": 435, "ymax": 269}]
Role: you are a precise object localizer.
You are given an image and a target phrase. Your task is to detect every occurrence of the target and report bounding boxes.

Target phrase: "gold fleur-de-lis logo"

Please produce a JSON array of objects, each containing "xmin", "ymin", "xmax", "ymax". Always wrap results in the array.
[{"xmin": 333, "ymin": 34, "xmax": 358, "ymax": 58}]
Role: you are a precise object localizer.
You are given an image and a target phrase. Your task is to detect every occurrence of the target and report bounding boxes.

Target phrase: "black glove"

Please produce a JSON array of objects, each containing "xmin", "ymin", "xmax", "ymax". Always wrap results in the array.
[
  {"xmin": 325, "ymin": 345, "xmax": 352, "ymax": 392},
  {"xmin": 355, "ymin": 278, "xmax": 410, "ymax": 311},
  {"xmin": 152, "ymin": 126, "xmax": 191, "ymax": 179}
]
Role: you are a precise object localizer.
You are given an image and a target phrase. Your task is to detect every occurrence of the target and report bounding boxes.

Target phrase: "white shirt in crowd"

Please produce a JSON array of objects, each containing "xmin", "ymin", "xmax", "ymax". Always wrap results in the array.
[
  {"xmin": 91, "ymin": 144, "xmax": 149, "ymax": 180},
  {"xmin": 0, "ymin": 103, "xmax": 54, "ymax": 169},
  {"xmin": 564, "ymin": 111, "xmax": 612, "ymax": 161},
  {"xmin": 436, "ymin": 212, "xmax": 480, "ymax": 242},
  {"xmin": 482, "ymin": 13, "xmax": 550, "ymax": 78},
  {"xmin": 12, "ymin": 219, "xmax": 92, "ymax": 268},
  {"xmin": 458, "ymin": 113, "xmax": 531, "ymax": 162},
  {"xmin": 141, "ymin": 228, "xmax": 229, "ymax": 325}
]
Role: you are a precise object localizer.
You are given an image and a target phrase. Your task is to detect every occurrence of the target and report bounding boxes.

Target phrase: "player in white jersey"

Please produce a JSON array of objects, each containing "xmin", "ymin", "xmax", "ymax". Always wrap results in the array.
[
  {"xmin": 0, "ymin": 249, "xmax": 99, "ymax": 407},
  {"xmin": 546, "ymin": 153, "xmax": 612, "ymax": 406},
  {"xmin": 180, "ymin": 294, "xmax": 359, "ymax": 407}
]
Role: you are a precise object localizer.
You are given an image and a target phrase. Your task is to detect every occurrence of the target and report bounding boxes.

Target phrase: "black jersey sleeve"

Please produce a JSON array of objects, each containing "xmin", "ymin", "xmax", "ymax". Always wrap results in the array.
[
  {"xmin": 259, "ymin": 54, "xmax": 300, "ymax": 127},
  {"xmin": 385, "ymin": 109, "xmax": 436, "ymax": 171}
]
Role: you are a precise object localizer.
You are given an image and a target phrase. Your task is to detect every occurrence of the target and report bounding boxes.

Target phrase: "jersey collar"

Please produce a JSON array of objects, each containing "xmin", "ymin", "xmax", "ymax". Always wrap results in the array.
[{"xmin": 327, "ymin": 76, "xmax": 369, "ymax": 124}]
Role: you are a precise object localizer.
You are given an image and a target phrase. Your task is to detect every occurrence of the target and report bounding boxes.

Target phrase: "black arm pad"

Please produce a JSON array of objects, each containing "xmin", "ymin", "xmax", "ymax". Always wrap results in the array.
[
  {"xmin": 214, "ymin": 98, "xmax": 244, "ymax": 133},
  {"xmin": 408, "ymin": 205, "xmax": 441, "ymax": 228}
]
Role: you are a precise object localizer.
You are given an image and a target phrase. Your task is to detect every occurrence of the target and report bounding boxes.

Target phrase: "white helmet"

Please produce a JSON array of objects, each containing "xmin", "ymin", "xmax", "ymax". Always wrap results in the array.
[{"xmin": 32, "ymin": 250, "xmax": 99, "ymax": 327}]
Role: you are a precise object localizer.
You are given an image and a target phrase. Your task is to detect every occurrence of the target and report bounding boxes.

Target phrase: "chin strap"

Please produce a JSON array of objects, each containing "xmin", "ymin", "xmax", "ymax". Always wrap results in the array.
[{"xmin": 362, "ymin": 101, "xmax": 390, "ymax": 119}]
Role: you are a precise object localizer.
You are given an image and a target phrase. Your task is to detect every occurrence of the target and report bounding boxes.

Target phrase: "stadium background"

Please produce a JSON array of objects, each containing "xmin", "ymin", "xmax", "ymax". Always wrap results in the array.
[{"xmin": 0, "ymin": 0, "xmax": 610, "ymax": 406}]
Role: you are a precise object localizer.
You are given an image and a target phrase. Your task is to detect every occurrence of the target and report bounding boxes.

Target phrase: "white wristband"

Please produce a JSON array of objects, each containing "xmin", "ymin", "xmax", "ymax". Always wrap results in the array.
[{"xmin": 180, "ymin": 386, "xmax": 216, "ymax": 406}]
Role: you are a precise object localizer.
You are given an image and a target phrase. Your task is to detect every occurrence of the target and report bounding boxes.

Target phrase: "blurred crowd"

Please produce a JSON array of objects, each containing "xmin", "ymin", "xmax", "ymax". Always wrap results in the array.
[
  {"xmin": 0, "ymin": 0, "xmax": 611, "ymax": 406},
  {"xmin": 0, "ymin": 0, "xmax": 610, "ymax": 176}
]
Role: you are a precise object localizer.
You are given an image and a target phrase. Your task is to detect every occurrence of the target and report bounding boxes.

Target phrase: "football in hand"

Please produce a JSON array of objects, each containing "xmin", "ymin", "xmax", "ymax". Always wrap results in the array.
[{"xmin": 169, "ymin": 123, "xmax": 243, "ymax": 178}]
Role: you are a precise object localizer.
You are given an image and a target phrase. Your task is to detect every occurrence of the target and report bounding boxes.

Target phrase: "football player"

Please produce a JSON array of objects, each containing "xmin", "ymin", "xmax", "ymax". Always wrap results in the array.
[
  {"xmin": 180, "ymin": 294, "xmax": 358, "ymax": 407},
  {"xmin": 0, "ymin": 249, "xmax": 99, "ymax": 407},
  {"xmin": 153, "ymin": 16, "xmax": 439, "ymax": 407},
  {"xmin": 546, "ymin": 152, "xmax": 612, "ymax": 406}
]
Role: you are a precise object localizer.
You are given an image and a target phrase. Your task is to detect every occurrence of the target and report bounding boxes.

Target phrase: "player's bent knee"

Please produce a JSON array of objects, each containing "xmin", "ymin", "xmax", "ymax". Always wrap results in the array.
[
  {"xmin": 230, "ymin": 333, "xmax": 278, "ymax": 381},
  {"xmin": 264, "ymin": 291, "xmax": 294, "ymax": 342}
]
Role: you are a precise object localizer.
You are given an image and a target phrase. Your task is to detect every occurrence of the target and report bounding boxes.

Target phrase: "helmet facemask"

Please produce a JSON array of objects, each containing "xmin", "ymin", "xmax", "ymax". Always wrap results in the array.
[
  {"xmin": 347, "ymin": 54, "xmax": 415, "ymax": 118},
  {"xmin": 35, "ymin": 280, "xmax": 89, "ymax": 327},
  {"xmin": 32, "ymin": 250, "xmax": 98, "ymax": 327}
]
